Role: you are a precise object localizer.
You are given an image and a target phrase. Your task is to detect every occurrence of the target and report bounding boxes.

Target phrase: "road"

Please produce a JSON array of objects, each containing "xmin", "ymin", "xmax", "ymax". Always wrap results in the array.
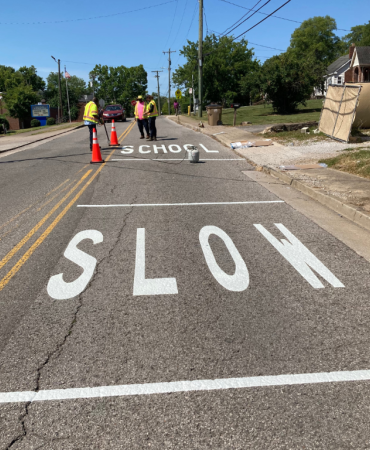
[{"xmin": 1, "ymin": 117, "xmax": 370, "ymax": 449}]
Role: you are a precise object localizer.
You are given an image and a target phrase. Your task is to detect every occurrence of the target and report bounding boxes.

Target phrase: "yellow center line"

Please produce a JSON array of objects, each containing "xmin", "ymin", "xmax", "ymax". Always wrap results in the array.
[
  {"xmin": 0, "ymin": 122, "xmax": 135, "ymax": 291},
  {"xmin": 37, "ymin": 180, "xmax": 76, "ymax": 211},
  {"xmin": 75, "ymin": 164, "xmax": 89, "ymax": 175},
  {"xmin": 0, "ymin": 171, "xmax": 91, "ymax": 272},
  {"xmin": 119, "ymin": 121, "xmax": 135, "ymax": 143},
  {"xmin": 46, "ymin": 179, "xmax": 70, "ymax": 196}
]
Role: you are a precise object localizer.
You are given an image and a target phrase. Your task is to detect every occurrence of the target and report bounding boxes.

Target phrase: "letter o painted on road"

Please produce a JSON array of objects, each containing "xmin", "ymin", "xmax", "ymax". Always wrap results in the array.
[
  {"xmin": 169, "ymin": 145, "xmax": 182, "ymax": 153},
  {"xmin": 199, "ymin": 226, "xmax": 249, "ymax": 292}
]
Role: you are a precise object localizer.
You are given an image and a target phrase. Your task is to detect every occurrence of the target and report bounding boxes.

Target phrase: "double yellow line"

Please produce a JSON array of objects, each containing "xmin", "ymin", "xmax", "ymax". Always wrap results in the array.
[{"xmin": 0, "ymin": 121, "xmax": 135, "ymax": 291}]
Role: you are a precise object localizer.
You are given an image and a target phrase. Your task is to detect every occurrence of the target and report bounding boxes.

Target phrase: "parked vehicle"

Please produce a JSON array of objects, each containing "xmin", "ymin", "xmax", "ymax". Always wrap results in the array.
[{"xmin": 102, "ymin": 104, "xmax": 126, "ymax": 122}]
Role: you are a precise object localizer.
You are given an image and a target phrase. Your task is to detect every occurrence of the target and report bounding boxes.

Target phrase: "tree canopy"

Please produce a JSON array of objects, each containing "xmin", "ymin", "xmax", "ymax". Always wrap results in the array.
[
  {"xmin": 288, "ymin": 16, "xmax": 342, "ymax": 65},
  {"xmin": 342, "ymin": 21, "xmax": 370, "ymax": 47},
  {"xmin": 90, "ymin": 65, "xmax": 147, "ymax": 114},
  {"xmin": 173, "ymin": 34, "xmax": 259, "ymax": 106}
]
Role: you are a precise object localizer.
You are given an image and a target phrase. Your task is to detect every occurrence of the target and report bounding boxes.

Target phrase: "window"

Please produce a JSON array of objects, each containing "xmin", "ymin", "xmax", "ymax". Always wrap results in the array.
[{"xmin": 337, "ymin": 77, "xmax": 342, "ymax": 84}]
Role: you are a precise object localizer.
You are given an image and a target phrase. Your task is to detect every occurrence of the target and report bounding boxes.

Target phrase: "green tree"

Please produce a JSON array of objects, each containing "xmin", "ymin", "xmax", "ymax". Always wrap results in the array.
[
  {"xmin": 90, "ymin": 65, "xmax": 147, "ymax": 116},
  {"xmin": 0, "ymin": 65, "xmax": 16, "ymax": 92},
  {"xmin": 4, "ymin": 84, "xmax": 40, "ymax": 120},
  {"xmin": 45, "ymin": 72, "xmax": 87, "ymax": 120},
  {"xmin": 261, "ymin": 53, "xmax": 323, "ymax": 114},
  {"xmin": 173, "ymin": 34, "xmax": 259, "ymax": 106},
  {"xmin": 288, "ymin": 16, "xmax": 342, "ymax": 65},
  {"xmin": 342, "ymin": 21, "xmax": 370, "ymax": 47}
]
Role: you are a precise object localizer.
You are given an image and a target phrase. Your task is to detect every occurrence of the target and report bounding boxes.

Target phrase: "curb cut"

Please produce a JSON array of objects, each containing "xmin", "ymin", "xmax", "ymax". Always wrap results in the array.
[
  {"xmin": 169, "ymin": 116, "xmax": 370, "ymax": 233},
  {"xmin": 0, "ymin": 124, "xmax": 85, "ymax": 154}
]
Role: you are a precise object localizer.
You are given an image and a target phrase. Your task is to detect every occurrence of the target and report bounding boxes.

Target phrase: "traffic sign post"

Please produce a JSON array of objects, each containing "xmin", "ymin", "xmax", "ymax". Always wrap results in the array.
[{"xmin": 175, "ymin": 89, "xmax": 182, "ymax": 100}]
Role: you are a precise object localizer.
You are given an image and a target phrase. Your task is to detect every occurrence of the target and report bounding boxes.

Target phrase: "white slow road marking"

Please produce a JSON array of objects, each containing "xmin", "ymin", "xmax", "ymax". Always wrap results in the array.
[
  {"xmin": 77, "ymin": 201, "xmax": 284, "ymax": 208},
  {"xmin": 2, "ymin": 370, "xmax": 370, "ymax": 404},
  {"xmin": 111, "ymin": 158, "xmax": 243, "ymax": 161}
]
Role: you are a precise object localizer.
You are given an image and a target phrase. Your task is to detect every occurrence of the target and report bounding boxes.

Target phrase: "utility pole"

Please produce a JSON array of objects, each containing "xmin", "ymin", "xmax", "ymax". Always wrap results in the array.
[
  {"xmin": 64, "ymin": 66, "xmax": 71, "ymax": 123},
  {"xmin": 152, "ymin": 71, "xmax": 163, "ymax": 116},
  {"xmin": 163, "ymin": 48, "xmax": 176, "ymax": 115},
  {"xmin": 51, "ymin": 56, "xmax": 63, "ymax": 123},
  {"xmin": 198, "ymin": 0, "xmax": 203, "ymax": 118}
]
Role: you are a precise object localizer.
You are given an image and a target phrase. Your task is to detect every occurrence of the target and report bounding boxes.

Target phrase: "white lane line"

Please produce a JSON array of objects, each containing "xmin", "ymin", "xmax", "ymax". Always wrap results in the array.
[
  {"xmin": 2, "ymin": 370, "xmax": 370, "ymax": 404},
  {"xmin": 111, "ymin": 158, "xmax": 244, "ymax": 161},
  {"xmin": 77, "ymin": 201, "xmax": 284, "ymax": 208}
]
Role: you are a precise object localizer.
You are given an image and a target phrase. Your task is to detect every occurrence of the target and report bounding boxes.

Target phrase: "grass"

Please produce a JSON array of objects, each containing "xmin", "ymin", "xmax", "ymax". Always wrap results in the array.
[
  {"xmin": 269, "ymin": 127, "xmax": 328, "ymax": 145},
  {"xmin": 2, "ymin": 122, "xmax": 83, "ymax": 136},
  {"xmin": 319, "ymin": 147, "xmax": 370, "ymax": 180},
  {"xmin": 185, "ymin": 99, "xmax": 323, "ymax": 126},
  {"xmin": 30, "ymin": 122, "xmax": 83, "ymax": 135}
]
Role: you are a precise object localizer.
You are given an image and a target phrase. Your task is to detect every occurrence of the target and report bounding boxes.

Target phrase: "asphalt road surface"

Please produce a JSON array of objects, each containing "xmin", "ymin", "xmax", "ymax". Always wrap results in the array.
[{"xmin": 1, "ymin": 117, "xmax": 370, "ymax": 449}]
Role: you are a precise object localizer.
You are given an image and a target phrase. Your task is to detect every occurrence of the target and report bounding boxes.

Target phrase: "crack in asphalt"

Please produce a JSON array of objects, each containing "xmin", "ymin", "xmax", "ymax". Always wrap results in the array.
[{"xmin": 6, "ymin": 197, "xmax": 137, "ymax": 448}]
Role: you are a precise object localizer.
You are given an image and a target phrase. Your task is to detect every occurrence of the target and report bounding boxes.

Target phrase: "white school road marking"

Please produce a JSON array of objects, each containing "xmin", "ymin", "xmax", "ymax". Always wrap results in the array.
[
  {"xmin": 112, "ymin": 158, "xmax": 243, "ymax": 161},
  {"xmin": 77, "ymin": 201, "xmax": 285, "ymax": 208},
  {"xmin": 2, "ymin": 369, "xmax": 370, "ymax": 404}
]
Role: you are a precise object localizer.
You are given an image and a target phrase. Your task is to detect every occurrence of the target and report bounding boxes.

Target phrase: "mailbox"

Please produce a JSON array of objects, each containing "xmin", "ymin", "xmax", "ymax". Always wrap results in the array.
[{"xmin": 231, "ymin": 103, "xmax": 241, "ymax": 109}]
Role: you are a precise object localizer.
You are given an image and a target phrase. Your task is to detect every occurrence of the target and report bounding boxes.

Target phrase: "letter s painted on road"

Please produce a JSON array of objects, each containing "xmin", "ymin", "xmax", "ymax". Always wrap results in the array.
[{"xmin": 47, "ymin": 230, "xmax": 103, "ymax": 300}]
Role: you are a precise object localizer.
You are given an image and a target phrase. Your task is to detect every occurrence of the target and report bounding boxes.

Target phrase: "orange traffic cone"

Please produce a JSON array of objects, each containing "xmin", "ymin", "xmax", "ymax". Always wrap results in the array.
[
  {"xmin": 109, "ymin": 119, "xmax": 119, "ymax": 146},
  {"xmin": 90, "ymin": 128, "xmax": 104, "ymax": 164}
]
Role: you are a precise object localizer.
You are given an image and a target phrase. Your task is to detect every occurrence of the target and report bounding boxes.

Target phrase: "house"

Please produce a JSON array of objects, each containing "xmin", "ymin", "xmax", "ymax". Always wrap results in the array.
[{"xmin": 345, "ymin": 45, "xmax": 370, "ymax": 83}]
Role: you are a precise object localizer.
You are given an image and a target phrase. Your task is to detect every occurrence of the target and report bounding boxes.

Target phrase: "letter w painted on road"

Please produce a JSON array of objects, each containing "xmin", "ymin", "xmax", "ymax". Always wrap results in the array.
[{"xmin": 254, "ymin": 224, "xmax": 344, "ymax": 289}]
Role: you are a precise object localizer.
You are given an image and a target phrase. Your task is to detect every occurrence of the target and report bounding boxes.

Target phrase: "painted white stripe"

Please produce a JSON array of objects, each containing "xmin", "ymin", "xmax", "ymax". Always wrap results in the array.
[
  {"xmin": 111, "ymin": 158, "xmax": 244, "ymax": 161},
  {"xmin": 2, "ymin": 370, "xmax": 370, "ymax": 404},
  {"xmin": 77, "ymin": 201, "xmax": 284, "ymax": 208}
]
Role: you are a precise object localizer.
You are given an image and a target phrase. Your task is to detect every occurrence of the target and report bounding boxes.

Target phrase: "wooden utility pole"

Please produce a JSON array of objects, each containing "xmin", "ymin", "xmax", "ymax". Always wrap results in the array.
[
  {"xmin": 198, "ymin": 0, "xmax": 203, "ymax": 118},
  {"xmin": 163, "ymin": 49, "xmax": 176, "ymax": 115},
  {"xmin": 152, "ymin": 71, "xmax": 163, "ymax": 116}
]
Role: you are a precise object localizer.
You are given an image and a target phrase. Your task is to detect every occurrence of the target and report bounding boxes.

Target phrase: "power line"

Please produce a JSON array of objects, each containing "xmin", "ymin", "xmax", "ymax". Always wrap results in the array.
[
  {"xmin": 218, "ymin": 0, "xmax": 351, "ymax": 32},
  {"xmin": 1, "ymin": 0, "xmax": 176, "ymax": 25},
  {"xmin": 163, "ymin": 0, "xmax": 180, "ymax": 49},
  {"xmin": 204, "ymin": 4, "xmax": 209, "ymax": 35},
  {"xmin": 209, "ymin": 29, "xmax": 285, "ymax": 51},
  {"xmin": 233, "ymin": 0, "xmax": 291, "ymax": 40},
  {"xmin": 221, "ymin": 0, "xmax": 263, "ymax": 36},
  {"xmin": 171, "ymin": 0, "xmax": 189, "ymax": 46}
]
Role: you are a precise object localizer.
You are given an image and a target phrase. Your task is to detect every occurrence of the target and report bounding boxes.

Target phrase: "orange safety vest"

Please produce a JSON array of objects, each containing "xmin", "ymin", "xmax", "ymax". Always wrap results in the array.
[{"xmin": 83, "ymin": 101, "xmax": 99, "ymax": 124}]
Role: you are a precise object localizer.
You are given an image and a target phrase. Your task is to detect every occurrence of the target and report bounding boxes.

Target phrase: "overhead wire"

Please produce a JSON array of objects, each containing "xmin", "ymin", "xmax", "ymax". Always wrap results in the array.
[
  {"xmin": 171, "ymin": 0, "xmax": 189, "ymax": 46},
  {"xmin": 204, "ymin": 2, "xmax": 209, "ymax": 35},
  {"xmin": 217, "ymin": 0, "xmax": 351, "ymax": 32},
  {"xmin": 0, "ymin": 0, "xmax": 177, "ymax": 25},
  {"xmin": 220, "ymin": 0, "xmax": 263, "ymax": 36}
]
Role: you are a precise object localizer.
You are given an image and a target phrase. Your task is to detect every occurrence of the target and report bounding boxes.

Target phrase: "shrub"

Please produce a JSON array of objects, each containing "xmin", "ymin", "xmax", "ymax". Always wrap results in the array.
[
  {"xmin": 46, "ymin": 117, "xmax": 56, "ymax": 126},
  {"xmin": 31, "ymin": 119, "xmax": 40, "ymax": 127},
  {"xmin": 0, "ymin": 116, "xmax": 9, "ymax": 134}
]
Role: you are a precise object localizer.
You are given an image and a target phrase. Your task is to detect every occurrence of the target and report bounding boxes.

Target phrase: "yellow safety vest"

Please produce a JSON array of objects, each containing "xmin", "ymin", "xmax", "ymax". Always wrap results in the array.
[
  {"xmin": 134, "ymin": 101, "xmax": 147, "ymax": 119},
  {"xmin": 83, "ymin": 101, "xmax": 99, "ymax": 124},
  {"xmin": 146, "ymin": 100, "xmax": 158, "ymax": 118}
]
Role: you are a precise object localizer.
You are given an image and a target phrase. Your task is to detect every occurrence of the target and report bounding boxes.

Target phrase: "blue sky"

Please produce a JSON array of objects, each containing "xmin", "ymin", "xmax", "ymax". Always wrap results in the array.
[{"xmin": 2, "ymin": 0, "xmax": 369, "ymax": 97}]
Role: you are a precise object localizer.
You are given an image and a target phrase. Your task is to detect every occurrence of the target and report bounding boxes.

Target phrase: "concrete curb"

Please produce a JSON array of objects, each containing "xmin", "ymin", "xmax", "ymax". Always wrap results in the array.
[
  {"xmin": 0, "ymin": 124, "xmax": 85, "ymax": 154},
  {"xmin": 168, "ymin": 115, "xmax": 370, "ymax": 233}
]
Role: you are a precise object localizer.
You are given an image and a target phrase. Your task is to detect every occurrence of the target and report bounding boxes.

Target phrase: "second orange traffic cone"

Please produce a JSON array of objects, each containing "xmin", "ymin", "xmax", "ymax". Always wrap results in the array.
[
  {"xmin": 109, "ymin": 119, "xmax": 119, "ymax": 146},
  {"xmin": 90, "ymin": 128, "xmax": 104, "ymax": 164}
]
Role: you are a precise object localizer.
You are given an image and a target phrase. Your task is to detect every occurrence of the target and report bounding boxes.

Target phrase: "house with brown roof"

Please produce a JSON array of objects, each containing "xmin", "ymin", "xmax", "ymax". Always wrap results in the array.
[{"xmin": 345, "ymin": 44, "xmax": 370, "ymax": 83}]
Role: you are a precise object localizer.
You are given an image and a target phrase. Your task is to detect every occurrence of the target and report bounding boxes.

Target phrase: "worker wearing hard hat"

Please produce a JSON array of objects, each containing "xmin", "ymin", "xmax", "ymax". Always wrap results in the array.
[
  {"xmin": 145, "ymin": 95, "xmax": 158, "ymax": 141},
  {"xmin": 83, "ymin": 96, "xmax": 102, "ymax": 150},
  {"xmin": 134, "ymin": 95, "xmax": 149, "ymax": 139}
]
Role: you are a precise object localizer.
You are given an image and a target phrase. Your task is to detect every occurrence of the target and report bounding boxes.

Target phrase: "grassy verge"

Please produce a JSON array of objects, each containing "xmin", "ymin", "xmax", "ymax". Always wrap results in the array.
[
  {"xmin": 319, "ymin": 147, "xmax": 370, "ymax": 180},
  {"xmin": 30, "ymin": 122, "xmax": 83, "ymax": 135},
  {"xmin": 269, "ymin": 127, "xmax": 328, "ymax": 145},
  {"xmin": 3, "ymin": 122, "xmax": 83, "ymax": 136},
  {"xmin": 184, "ymin": 99, "xmax": 323, "ymax": 126}
]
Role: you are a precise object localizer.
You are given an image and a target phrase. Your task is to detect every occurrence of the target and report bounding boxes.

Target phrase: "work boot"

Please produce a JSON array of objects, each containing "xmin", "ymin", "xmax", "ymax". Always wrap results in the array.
[
  {"xmin": 149, "ymin": 137, "xmax": 153, "ymax": 141},
  {"xmin": 153, "ymin": 137, "xmax": 157, "ymax": 141},
  {"xmin": 146, "ymin": 134, "xmax": 150, "ymax": 139},
  {"xmin": 140, "ymin": 136, "xmax": 144, "ymax": 139}
]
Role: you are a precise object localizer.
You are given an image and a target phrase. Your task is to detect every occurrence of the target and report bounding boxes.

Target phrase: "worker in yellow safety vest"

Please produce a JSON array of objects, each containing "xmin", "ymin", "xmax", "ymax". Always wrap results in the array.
[
  {"xmin": 145, "ymin": 95, "xmax": 158, "ymax": 141},
  {"xmin": 83, "ymin": 97, "xmax": 102, "ymax": 151},
  {"xmin": 134, "ymin": 95, "xmax": 149, "ymax": 139}
]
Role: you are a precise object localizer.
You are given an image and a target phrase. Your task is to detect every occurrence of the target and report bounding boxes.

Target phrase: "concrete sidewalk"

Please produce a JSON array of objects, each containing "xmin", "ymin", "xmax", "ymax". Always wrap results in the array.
[
  {"xmin": 0, "ymin": 123, "xmax": 84, "ymax": 153},
  {"xmin": 168, "ymin": 115, "xmax": 370, "ymax": 231}
]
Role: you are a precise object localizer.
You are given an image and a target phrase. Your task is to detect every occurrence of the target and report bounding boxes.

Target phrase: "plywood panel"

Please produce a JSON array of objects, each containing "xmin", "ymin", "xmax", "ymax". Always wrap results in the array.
[
  {"xmin": 352, "ymin": 83, "xmax": 370, "ymax": 129},
  {"xmin": 333, "ymin": 86, "xmax": 361, "ymax": 141},
  {"xmin": 319, "ymin": 86, "xmax": 343, "ymax": 136}
]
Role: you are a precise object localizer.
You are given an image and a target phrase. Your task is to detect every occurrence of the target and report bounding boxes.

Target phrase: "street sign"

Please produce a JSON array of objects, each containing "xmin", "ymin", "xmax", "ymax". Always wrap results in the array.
[
  {"xmin": 175, "ymin": 89, "xmax": 182, "ymax": 99},
  {"xmin": 31, "ymin": 104, "xmax": 50, "ymax": 118},
  {"xmin": 189, "ymin": 88, "xmax": 193, "ymax": 94},
  {"xmin": 131, "ymin": 100, "xmax": 137, "ymax": 106},
  {"xmin": 99, "ymin": 99, "xmax": 105, "ymax": 108}
]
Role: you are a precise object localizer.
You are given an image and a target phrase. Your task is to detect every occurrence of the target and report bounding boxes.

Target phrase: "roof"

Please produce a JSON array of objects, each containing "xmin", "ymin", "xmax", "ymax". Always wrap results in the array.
[
  {"xmin": 356, "ymin": 47, "xmax": 370, "ymax": 65},
  {"xmin": 327, "ymin": 56, "xmax": 350, "ymax": 75}
]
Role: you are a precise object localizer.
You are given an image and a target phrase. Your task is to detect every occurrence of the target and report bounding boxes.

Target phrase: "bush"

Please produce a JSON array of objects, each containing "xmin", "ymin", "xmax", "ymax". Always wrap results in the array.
[
  {"xmin": 31, "ymin": 119, "xmax": 41, "ymax": 127},
  {"xmin": 0, "ymin": 116, "xmax": 9, "ymax": 134},
  {"xmin": 46, "ymin": 117, "xmax": 56, "ymax": 126}
]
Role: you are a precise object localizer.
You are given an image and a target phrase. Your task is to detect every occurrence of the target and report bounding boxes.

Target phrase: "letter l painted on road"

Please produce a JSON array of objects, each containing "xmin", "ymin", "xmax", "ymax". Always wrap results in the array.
[
  {"xmin": 133, "ymin": 228, "xmax": 178, "ymax": 296},
  {"xmin": 254, "ymin": 223, "xmax": 344, "ymax": 288}
]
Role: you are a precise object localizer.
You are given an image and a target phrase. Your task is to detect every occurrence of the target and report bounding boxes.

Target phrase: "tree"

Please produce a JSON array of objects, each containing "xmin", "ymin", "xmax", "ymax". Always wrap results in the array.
[
  {"xmin": 342, "ymin": 21, "xmax": 370, "ymax": 47},
  {"xmin": 173, "ymin": 34, "xmax": 259, "ymax": 106},
  {"xmin": 0, "ymin": 65, "xmax": 16, "ymax": 92},
  {"xmin": 4, "ymin": 84, "xmax": 40, "ymax": 120},
  {"xmin": 45, "ymin": 72, "xmax": 87, "ymax": 120},
  {"xmin": 261, "ymin": 53, "xmax": 323, "ymax": 114},
  {"xmin": 288, "ymin": 16, "xmax": 342, "ymax": 66},
  {"xmin": 90, "ymin": 64, "xmax": 147, "ymax": 115}
]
